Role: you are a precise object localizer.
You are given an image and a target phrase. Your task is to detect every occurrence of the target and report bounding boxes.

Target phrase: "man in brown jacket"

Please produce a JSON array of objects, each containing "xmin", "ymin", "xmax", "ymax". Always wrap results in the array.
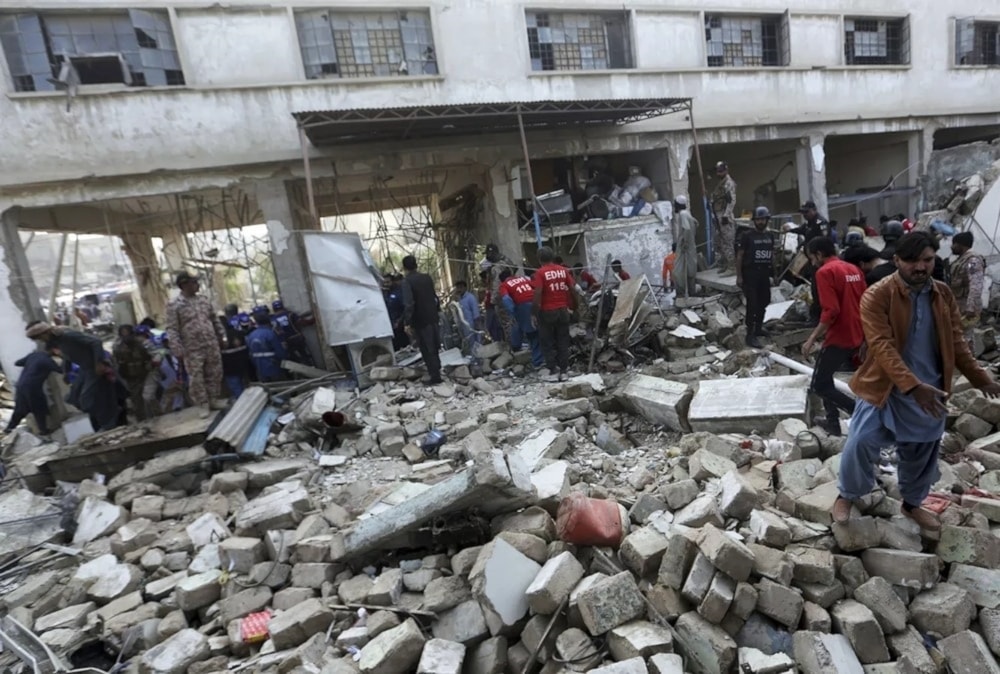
[{"xmin": 834, "ymin": 232, "xmax": 1000, "ymax": 531}]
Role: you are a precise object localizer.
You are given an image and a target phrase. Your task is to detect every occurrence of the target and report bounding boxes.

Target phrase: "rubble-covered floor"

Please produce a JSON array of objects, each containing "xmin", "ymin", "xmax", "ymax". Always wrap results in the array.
[{"xmin": 3, "ymin": 293, "xmax": 1000, "ymax": 674}]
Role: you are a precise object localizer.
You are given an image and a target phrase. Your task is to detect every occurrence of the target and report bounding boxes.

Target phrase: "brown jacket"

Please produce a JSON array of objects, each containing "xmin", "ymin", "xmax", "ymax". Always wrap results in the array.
[{"xmin": 850, "ymin": 273, "xmax": 991, "ymax": 407}]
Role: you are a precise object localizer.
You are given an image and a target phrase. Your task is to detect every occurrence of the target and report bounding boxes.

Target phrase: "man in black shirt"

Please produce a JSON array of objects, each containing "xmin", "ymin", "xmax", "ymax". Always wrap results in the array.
[
  {"xmin": 736, "ymin": 207, "xmax": 775, "ymax": 348},
  {"xmin": 401, "ymin": 255, "xmax": 442, "ymax": 384},
  {"xmin": 792, "ymin": 201, "xmax": 832, "ymax": 244}
]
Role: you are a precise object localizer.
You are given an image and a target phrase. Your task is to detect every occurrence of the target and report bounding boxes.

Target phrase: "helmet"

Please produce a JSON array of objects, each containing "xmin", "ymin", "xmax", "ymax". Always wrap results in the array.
[
  {"xmin": 844, "ymin": 230, "xmax": 864, "ymax": 247},
  {"xmin": 135, "ymin": 325, "xmax": 152, "ymax": 337},
  {"xmin": 272, "ymin": 300, "xmax": 284, "ymax": 312},
  {"xmin": 253, "ymin": 304, "xmax": 269, "ymax": 315},
  {"xmin": 238, "ymin": 312, "xmax": 252, "ymax": 327},
  {"xmin": 224, "ymin": 303, "xmax": 238, "ymax": 317},
  {"xmin": 882, "ymin": 220, "xmax": 904, "ymax": 242},
  {"xmin": 753, "ymin": 206, "xmax": 771, "ymax": 220}
]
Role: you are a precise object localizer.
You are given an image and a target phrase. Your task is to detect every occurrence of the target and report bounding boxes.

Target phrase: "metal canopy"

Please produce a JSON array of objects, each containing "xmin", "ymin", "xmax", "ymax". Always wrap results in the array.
[{"xmin": 293, "ymin": 98, "xmax": 691, "ymax": 146}]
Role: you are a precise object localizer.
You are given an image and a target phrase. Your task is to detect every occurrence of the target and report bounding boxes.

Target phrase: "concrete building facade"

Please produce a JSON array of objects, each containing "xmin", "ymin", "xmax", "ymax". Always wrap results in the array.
[{"xmin": 1, "ymin": 0, "xmax": 999, "ymax": 376}]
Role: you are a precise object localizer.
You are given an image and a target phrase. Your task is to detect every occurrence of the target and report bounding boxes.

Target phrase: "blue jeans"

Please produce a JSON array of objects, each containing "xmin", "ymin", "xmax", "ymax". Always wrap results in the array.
[
  {"xmin": 225, "ymin": 375, "xmax": 245, "ymax": 400},
  {"xmin": 512, "ymin": 303, "xmax": 543, "ymax": 367},
  {"xmin": 838, "ymin": 399, "xmax": 941, "ymax": 508}
]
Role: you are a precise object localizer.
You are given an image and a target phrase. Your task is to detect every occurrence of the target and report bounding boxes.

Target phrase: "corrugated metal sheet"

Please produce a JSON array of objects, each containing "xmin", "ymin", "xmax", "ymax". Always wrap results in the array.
[{"xmin": 205, "ymin": 386, "xmax": 268, "ymax": 454}]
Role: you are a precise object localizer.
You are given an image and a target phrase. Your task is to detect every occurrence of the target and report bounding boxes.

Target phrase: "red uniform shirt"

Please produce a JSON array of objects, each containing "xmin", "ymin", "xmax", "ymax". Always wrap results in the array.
[
  {"xmin": 532, "ymin": 264, "xmax": 573, "ymax": 311},
  {"xmin": 815, "ymin": 257, "xmax": 867, "ymax": 349},
  {"xmin": 617, "ymin": 270, "xmax": 631, "ymax": 281},
  {"xmin": 579, "ymin": 270, "xmax": 601, "ymax": 290},
  {"xmin": 500, "ymin": 276, "xmax": 534, "ymax": 305}
]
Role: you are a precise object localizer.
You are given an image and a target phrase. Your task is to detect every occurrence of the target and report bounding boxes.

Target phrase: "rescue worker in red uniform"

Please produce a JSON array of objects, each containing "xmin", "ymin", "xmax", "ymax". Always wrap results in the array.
[
  {"xmin": 499, "ymin": 270, "xmax": 543, "ymax": 367},
  {"xmin": 532, "ymin": 247, "xmax": 577, "ymax": 382}
]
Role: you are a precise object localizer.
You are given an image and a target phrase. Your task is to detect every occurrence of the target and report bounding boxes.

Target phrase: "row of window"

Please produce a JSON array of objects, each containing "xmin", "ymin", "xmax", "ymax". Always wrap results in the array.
[{"xmin": 0, "ymin": 8, "xmax": 998, "ymax": 93}]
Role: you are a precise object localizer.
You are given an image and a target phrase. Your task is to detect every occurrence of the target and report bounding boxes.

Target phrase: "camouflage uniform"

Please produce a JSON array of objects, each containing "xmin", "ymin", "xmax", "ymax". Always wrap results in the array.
[
  {"xmin": 166, "ymin": 294, "xmax": 224, "ymax": 407},
  {"xmin": 711, "ymin": 174, "xmax": 737, "ymax": 269},
  {"xmin": 950, "ymin": 250, "xmax": 986, "ymax": 350}
]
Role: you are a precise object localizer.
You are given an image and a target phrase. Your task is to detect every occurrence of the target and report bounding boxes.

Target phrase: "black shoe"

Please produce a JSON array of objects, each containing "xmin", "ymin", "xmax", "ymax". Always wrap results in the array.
[
  {"xmin": 812, "ymin": 416, "xmax": 842, "ymax": 436},
  {"xmin": 427, "ymin": 377, "xmax": 444, "ymax": 385},
  {"xmin": 755, "ymin": 325, "xmax": 770, "ymax": 337},
  {"xmin": 745, "ymin": 335, "xmax": 763, "ymax": 349}
]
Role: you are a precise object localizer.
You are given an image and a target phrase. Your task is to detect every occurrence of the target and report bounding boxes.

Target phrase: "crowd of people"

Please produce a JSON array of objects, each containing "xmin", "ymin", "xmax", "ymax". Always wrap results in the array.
[{"xmin": 4, "ymin": 271, "xmax": 314, "ymax": 437}]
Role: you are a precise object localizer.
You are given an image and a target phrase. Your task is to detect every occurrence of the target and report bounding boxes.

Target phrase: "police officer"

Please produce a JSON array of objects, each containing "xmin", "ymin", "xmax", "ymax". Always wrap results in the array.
[
  {"xmin": 247, "ymin": 312, "xmax": 286, "ymax": 382},
  {"xmin": 224, "ymin": 303, "xmax": 240, "ymax": 332},
  {"xmin": 237, "ymin": 312, "xmax": 253, "ymax": 335},
  {"xmin": 867, "ymin": 219, "xmax": 904, "ymax": 285},
  {"xmin": 271, "ymin": 299, "xmax": 313, "ymax": 365},
  {"xmin": 736, "ymin": 206, "xmax": 775, "ymax": 348}
]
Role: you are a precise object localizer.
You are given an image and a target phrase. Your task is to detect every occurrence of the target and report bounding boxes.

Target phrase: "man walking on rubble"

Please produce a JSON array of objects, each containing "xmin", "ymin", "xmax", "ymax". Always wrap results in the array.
[
  {"xmin": 833, "ymin": 232, "xmax": 1000, "ymax": 531},
  {"xmin": 711, "ymin": 161, "xmax": 737, "ymax": 274},
  {"xmin": 532, "ymin": 246, "xmax": 577, "ymax": 382},
  {"xmin": 166, "ymin": 271, "xmax": 226, "ymax": 418},
  {"xmin": 949, "ymin": 231, "xmax": 985, "ymax": 352},
  {"xmin": 736, "ymin": 207, "xmax": 775, "ymax": 349},
  {"xmin": 3, "ymin": 342, "xmax": 61, "ymax": 436},
  {"xmin": 801, "ymin": 237, "xmax": 866, "ymax": 436},
  {"xmin": 672, "ymin": 195, "xmax": 699, "ymax": 296},
  {"xmin": 402, "ymin": 255, "xmax": 442, "ymax": 385},
  {"xmin": 499, "ymin": 270, "xmax": 542, "ymax": 367}
]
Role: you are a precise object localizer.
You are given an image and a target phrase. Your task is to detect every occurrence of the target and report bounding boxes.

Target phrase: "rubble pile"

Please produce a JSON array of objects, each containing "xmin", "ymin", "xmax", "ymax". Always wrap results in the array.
[{"xmin": 4, "ymin": 347, "xmax": 1000, "ymax": 674}]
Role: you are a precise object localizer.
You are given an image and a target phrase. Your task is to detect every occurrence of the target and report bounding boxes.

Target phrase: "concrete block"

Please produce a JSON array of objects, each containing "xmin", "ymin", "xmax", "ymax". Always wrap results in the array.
[
  {"xmin": 907, "ymin": 583, "xmax": 976, "ymax": 638},
  {"xmin": 175, "ymin": 570, "xmax": 223, "ymax": 611},
  {"xmin": 240, "ymin": 458, "xmax": 310, "ymax": 489},
  {"xmin": 629, "ymin": 493, "xmax": 668, "ymax": 524},
  {"xmin": 682, "ymin": 553, "xmax": 716, "ymax": 605},
  {"xmin": 836, "ymin": 555, "xmax": 870, "ymax": 595},
  {"xmin": 955, "ymin": 413, "xmax": 993, "ymax": 440},
  {"xmin": 886, "ymin": 626, "xmax": 938, "ymax": 674},
  {"xmin": 431, "ymin": 600, "xmax": 488, "ymax": 646},
  {"xmin": 368, "ymin": 568, "xmax": 404, "ymax": 605},
  {"xmin": 718, "ymin": 471, "xmax": 758, "ymax": 519},
  {"xmin": 568, "ymin": 573, "xmax": 607, "ymax": 628},
  {"xmin": 656, "ymin": 524, "xmax": 697, "ymax": 590},
  {"xmin": 660, "ymin": 479, "xmax": 700, "ymax": 510},
  {"xmin": 359, "ymin": 618, "xmax": 426, "ymax": 674},
  {"xmin": 109, "ymin": 517, "xmax": 158, "ymax": 557},
  {"xmin": 184, "ymin": 512, "xmax": 231, "ymax": 549},
  {"xmin": 775, "ymin": 458, "xmax": 823, "ymax": 493},
  {"xmin": 273, "ymin": 587, "xmax": 314, "ymax": 611},
  {"xmin": 746, "ymin": 543, "xmax": 793, "ymax": 585},
  {"xmin": 338, "ymin": 574, "xmax": 374, "ymax": 604},
  {"xmin": 787, "ymin": 546, "xmax": 836, "ymax": 585},
  {"xmin": 525, "ymin": 551, "xmax": 585, "ymax": 614},
  {"xmin": 494, "ymin": 532, "xmax": 547, "ymax": 564},
  {"xmin": 937, "ymin": 525, "xmax": 1000, "ymax": 568},
  {"xmin": 469, "ymin": 538, "xmax": 541, "ymax": 634},
  {"xmin": 218, "ymin": 586, "xmax": 272, "ymax": 624},
  {"xmin": 948, "ymin": 563, "xmax": 1000, "ymax": 608},
  {"xmin": 620, "ymin": 527, "xmax": 669, "ymax": 579},
  {"xmin": 34, "ymin": 602, "xmax": 95, "ymax": 632},
  {"xmin": 830, "ymin": 599, "xmax": 890, "ymax": 664},
  {"xmin": 797, "ymin": 580, "xmax": 846, "ymax": 609},
  {"xmin": 793, "ymin": 632, "xmax": 864, "ymax": 674},
  {"xmin": 234, "ymin": 486, "xmax": 310, "ymax": 535},
  {"xmin": 417, "ymin": 639, "xmax": 466, "ymax": 674},
  {"xmin": 590, "ymin": 659, "xmax": 649, "ymax": 674},
  {"xmin": 139, "ymin": 628, "xmax": 209, "ymax": 674},
  {"xmin": 218, "ymin": 537, "xmax": 265, "ymax": 574},
  {"xmin": 130, "ymin": 494, "xmax": 165, "ymax": 521},
  {"xmin": 576, "ymin": 571, "xmax": 646, "ymax": 636},
  {"xmin": 861, "ymin": 549, "xmax": 939, "ymax": 590},
  {"xmin": 854, "ymin": 577, "xmax": 907, "ymax": 634},
  {"xmin": 687, "ymin": 375, "xmax": 810, "ymax": 434},
  {"xmin": 801, "ymin": 601, "xmax": 831, "ymax": 632},
  {"xmin": 697, "ymin": 524, "xmax": 754, "ymax": 582},
  {"xmin": 465, "ymin": 636, "xmax": 508, "ymax": 674},
  {"xmin": 938, "ymin": 630, "xmax": 1000, "ymax": 674},
  {"xmin": 493, "ymin": 506, "xmax": 556, "ymax": 542},
  {"xmin": 292, "ymin": 563, "xmax": 337, "ymax": 590},
  {"xmin": 698, "ymin": 572, "xmax": 735, "ymax": 624},
  {"xmin": 795, "ymin": 481, "xmax": 842, "ymax": 525},
  {"xmin": 831, "ymin": 517, "xmax": 882, "ymax": 552},
  {"xmin": 674, "ymin": 494, "xmax": 724, "ymax": 528},
  {"xmin": 269, "ymin": 598, "xmax": 334, "ymax": 650},
  {"xmin": 556, "ymin": 628, "xmax": 602, "ymax": 670},
  {"xmin": 755, "ymin": 578, "xmax": 803, "ymax": 628},
  {"xmin": 673, "ymin": 611, "xmax": 737, "ymax": 674},
  {"xmin": 688, "ymin": 450, "xmax": 737, "ymax": 482},
  {"xmin": 207, "ymin": 471, "xmax": 248, "ymax": 494},
  {"xmin": 537, "ymin": 397, "xmax": 592, "ymax": 421},
  {"xmin": 748, "ymin": 509, "xmax": 791, "ymax": 548},
  {"xmin": 423, "ymin": 576, "xmax": 471, "ymax": 613},
  {"xmin": 648, "ymin": 653, "xmax": 685, "ymax": 674},
  {"xmin": 73, "ymin": 497, "xmax": 128, "ymax": 545},
  {"xmin": 614, "ymin": 374, "xmax": 693, "ymax": 432},
  {"xmin": 521, "ymin": 612, "xmax": 564, "ymax": 663}
]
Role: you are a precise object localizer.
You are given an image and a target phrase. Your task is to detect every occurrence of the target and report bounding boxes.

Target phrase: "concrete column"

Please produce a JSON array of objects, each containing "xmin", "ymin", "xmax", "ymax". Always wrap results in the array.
[
  {"xmin": 160, "ymin": 226, "xmax": 191, "ymax": 272},
  {"xmin": 667, "ymin": 137, "xmax": 693, "ymax": 201},
  {"xmin": 485, "ymin": 162, "xmax": 524, "ymax": 266},
  {"xmin": 120, "ymin": 230, "xmax": 169, "ymax": 324},
  {"xmin": 0, "ymin": 206, "xmax": 46, "ymax": 385},
  {"xmin": 255, "ymin": 179, "xmax": 328, "ymax": 368},
  {"xmin": 909, "ymin": 126, "xmax": 937, "ymax": 215},
  {"xmin": 796, "ymin": 133, "xmax": 829, "ymax": 217}
]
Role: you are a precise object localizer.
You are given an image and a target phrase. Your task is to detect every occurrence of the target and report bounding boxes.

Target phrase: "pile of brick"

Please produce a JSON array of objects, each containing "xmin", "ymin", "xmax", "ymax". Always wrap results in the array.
[{"xmin": 6, "ymin": 355, "xmax": 1000, "ymax": 673}]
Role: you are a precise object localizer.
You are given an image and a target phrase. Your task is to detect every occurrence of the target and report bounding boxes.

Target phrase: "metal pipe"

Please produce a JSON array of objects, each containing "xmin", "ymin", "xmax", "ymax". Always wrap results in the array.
[
  {"xmin": 687, "ymin": 101, "xmax": 715, "ymax": 266},
  {"xmin": 763, "ymin": 350, "xmax": 854, "ymax": 398},
  {"xmin": 516, "ymin": 105, "xmax": 543, "ymax": 248}
]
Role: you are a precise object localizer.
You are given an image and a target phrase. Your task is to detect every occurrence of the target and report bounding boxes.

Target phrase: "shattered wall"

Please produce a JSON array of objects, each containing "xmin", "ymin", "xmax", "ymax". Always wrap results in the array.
[
  {"xmin": 924, "ymin": 140, "xmax": 1000, "ymax": 209},
  {"xmin": 583, "ymin": 217, "xmax": 673, "ymax": 287}
]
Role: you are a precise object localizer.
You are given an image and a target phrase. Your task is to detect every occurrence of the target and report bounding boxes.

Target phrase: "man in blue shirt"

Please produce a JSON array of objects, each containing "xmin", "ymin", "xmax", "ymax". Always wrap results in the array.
[
  {"xmin": 3, "ymin": 345, "xmax": 62, "ymax": 435},
  {"xmin": 454, "ymin": 280, "xmax": 480, "ymax": 348},
  {"xmin": 247, "ymin": 313, "xmax": 287, "ymax": 382}
]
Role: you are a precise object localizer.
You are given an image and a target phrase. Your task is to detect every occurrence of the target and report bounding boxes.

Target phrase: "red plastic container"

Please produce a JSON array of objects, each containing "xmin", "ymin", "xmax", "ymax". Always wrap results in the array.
[{"xmin": 556, "ymin": 493, "xmax": 630, "ymax": 547}]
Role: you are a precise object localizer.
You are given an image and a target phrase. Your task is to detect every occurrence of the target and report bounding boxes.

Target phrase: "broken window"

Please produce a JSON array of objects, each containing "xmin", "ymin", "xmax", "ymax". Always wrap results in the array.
[
  {"xmin": 844, "ymin": 17, "xmax": 909, "ymax": 65},
  {"xmin": 526, "ymin": 11, "xmax": 633, "ymax": 71},
  {"xmin": 295, "ymin": 9, "xmax": 438, "ymax": 79},
  {"xmin": 705, "ymin": 14, "xmax": 789, "ymax": 68},
  {"xmin": 955, "ymin": 18, "xmax": 1000, "ymax": 66},
  {"xmin": 0, "ymin": 9, "xmax": 183, "ymax": 92}
]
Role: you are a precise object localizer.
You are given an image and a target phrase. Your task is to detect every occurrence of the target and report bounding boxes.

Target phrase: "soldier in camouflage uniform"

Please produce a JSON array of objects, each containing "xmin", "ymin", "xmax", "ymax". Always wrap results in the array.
[
  {"xmin": 950, "ymin": 231, "xmax": 986, "ymax": 351},
  {"xmin": 711, "ymin": 161, "xmax": 738, "ymax": 273},
  {"xmin": 166, "ymin": 271, "xmax": 225, "ymax": 416},
  {"xmin": 112, "ymin": 324, "xmax": 153, "ymax": 421}
]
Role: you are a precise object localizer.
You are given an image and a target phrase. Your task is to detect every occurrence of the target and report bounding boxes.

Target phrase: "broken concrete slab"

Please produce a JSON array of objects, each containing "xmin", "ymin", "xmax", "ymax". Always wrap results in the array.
[
  {"xmin": 673, "ymin": 611, "xmax": 737, "ymax": 674},
  {"xmin": 615, "ymin": 374, "xmax": 693, "ymax": 432},
  {"xmin": 469, "ymin": 538, "xmax": 541, "ymax": 635},
  {"xmin": 72, "ymin": 497, "xmax": 128, "ymax": 545},
  {"xmin": 687, "ymin": 375, "xmax": 810, "ymax": 434}
]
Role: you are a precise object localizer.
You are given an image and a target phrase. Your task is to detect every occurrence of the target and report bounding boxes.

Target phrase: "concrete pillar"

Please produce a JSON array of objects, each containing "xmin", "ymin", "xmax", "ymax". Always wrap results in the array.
[
  {"xmin": 667, "ymin": 137, "xmax": 693, "ymax": 201},
  {"xmin": 796, "ymin": 134, "xmax": 829, "ymax": 217},
  {"xmin": 120, "ymin": 230, "xmax": 169, "ymax": 324},
  {"xmin": 909, "ymin": 126, "xmax": 937, "ymax": 215},
  {"xmin": 485, "ymin": 162, "xmax": 524, "ymax": 267},
  {"xmin": 160, "ymin": 226, "xmax": 191, "ymax": 272},
  {"xmin": 255, "ymin": 179, "xmax": 328, "ymax": 368},
  {"xmin": 0, "ymin": 206, "xmax": 46, "ymax": 385}
]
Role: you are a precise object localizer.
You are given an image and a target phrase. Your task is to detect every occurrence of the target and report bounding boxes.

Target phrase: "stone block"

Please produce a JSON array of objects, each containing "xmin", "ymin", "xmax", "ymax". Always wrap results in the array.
[
  {"xmin": 793, "ymin": 632, "xmax": 864, "ymax": 674},
  {"xmin": 656, "ymin": 525, "xmax": 697, "ymax": 590},
  {"xmin": 886, "ymin": 626, "xmax": 938, "ymax": 674},
  {"xmin": 955, "ymin": 413, "xmax": 993, "ymax": 440},
  {"xmin": 629, "ymin": 493, "xmax": 668, "ymax": 524},
  {"xmin": 681, "ymin": 553, "xmax": 716, "ymax": 605},
  {"xmin": 234, "ymin": 486, "xmax": 310, "ymax": 535},
  {"xmin": 269, "ymin": 598, "xmax": 334, "ymax": 650},
  {"xmin": 292, "ymin": 563, "xmax": 337, "ymax": 590},
  {"xmin": 648, "ymin": 653, "xmax": 685, "ymax": 674},
  {"xmin": 660, "ymin": 479, "xmax": 700, "ymax": 510},
  {"xmin": 185, "ymin": 512, "xmax": 230, "ymax": 549},
  {"xmin": 718, "ymin": 471, "xmax": 759, "ymax": 520},
  {"xmin": 621, "ymin": 527, "xmax": 669, "ymax": 579},
  {"xmin": 907, "ymin": 583, "xmax": 976, "ymax": 638},
  {"xmin": 697, "ymin": 524, "xmax": 754, "ymax": 582},
  {"xmin": 359, "ymin": 618, "xmax": 426, "ymax": 674},
  {"xmin": 937, "ymin": 525, "xmax": 1000, "ymax": 568},
  {"xmin": 140, "ymin": 628, "xmax": 209, "ymax": 674},
  {"xmin": 854, "ymin": 576, "xmax": 907, "ymax": 634},
  {"xmin": 521, "ymin": 613, "xmax": 564, "ymax": 663},
  {"xmin": 747, "ymin": 543, "xmax": 793, "ymax": 586},
  {"xmin": 673, "ymin": 611, "xmax": 737, "ymax": 674},
  {"xmin": 795, "ymin": 481, "xmax": 842, "ymax": 525},
  {"xmin": 538, "ymin": 397, "xmax": 592, "ymax": 421},
  {"xmin": 614, "ymin": 374, "xmax": 693, "ymax": 432},
  {"xmin": 830, "ymin": 599, "xmax": 890, "ymax": 664},
  {"xmin": 494, "ymin": 532, "xmax": 547, "ymax": 564},
  {"xmin": 218, "ymin": 537, "xmax": 265, "ymax": 574},
  {"xmin": 241, "ymin": 458, "xmax": 310, "ymax": 489},
  {"xmin": 431, "ymin": 600, "xmax": 488, "ymax": 646},
  {"xmin": 273, "ymin": 587, "xmax": 314, "ymax": 611},
  {"xmin": 831, "ymin": 517, "xmax": 882, "ymax": 553},
  {"xmin": 835, "ymin": 555, "xmax": 870, "ymax": 595},
  {"xmin": 174, "ymin": 570, "xmax": 223, "ymax": 611},
  {"xmin": 423, "ymin": 576, "xmax": 471, "ymax": 613},
  {"xmin": 556, "ymin": 628, "xmax": 602, "ymax": 670},
  {"xmin": 469, "ymin": 538, "xmax": 541, "ymax": 634},
  {"xmin": 698, "ymin": 572, "xmax": 735, "ymax": 624},
  {"xmin": 589, "ymin": 659, "xmax": 649, "ymax": 674},
  {"xmin": 525, "ymin": 551, "xmax": 585, "ymax": 614},
  {"xmin": 775, "ymin": 458, "xmax": 823, "ymax": 493},
  {"xmin": 417, "ymin": 639, "xmax": 466, "ymax": 674},
  {"xmin": 796, "ymin": 580, "xmax": 846, "ymax": 609},
  {"xmin": 73, "ymin": 497, "xmax": 128, "ymax": 546},
  {"xmin": 687, "ymin": 375, "xmax": 809, "ymax": 435},
  {"xmin": 674, "ymin": 494, "xmax": 724, "ymax": 529},
  {"xmin": 948, "ymin": 563, "xmax": 1000, "ymax": 608},
  {"xmin": 465, "ymin": 635, "xmax": 507, "ymax": 674},
  {"xmin": 689, "ymin": 450, "xmax": 737, "ymax": 482},
  {"xmin": 34, "ymin": 602, "xmax": 95, "ymax": 632},
  {"xmin": 787, "ymin": 546, "xmax": 836, "ymax": 585},
  {"xmin": 607, "ymin": 620, "xmax": 673, "ymax": 661},
  {"xmin": 755, "ymin": 578, "xmax": 803, "ymax": 628},
  {"xmin": 938, "ymin": 630, "xmax": 1000, "ymax": 674},
  {"xmin": 492, "ymin": 507, "xmax": 557, "ymax": 542},
  {"xmin": 861, "ymin": 549, "xmax": 939, "ymax": 590},
  {"xmin": 576, "ymin": 571, "xmax": 646, "ymax": 636},
  {"xmin": 368, "ymin": 568, "xmax": 404, "ymax": 605},
  {"xmin": 801, "ymin": 601, "xmax": 831, "ymax": 632},
  {"xmin": 748, "ymin": 510, "xmax": 791, "ymax": 548}
]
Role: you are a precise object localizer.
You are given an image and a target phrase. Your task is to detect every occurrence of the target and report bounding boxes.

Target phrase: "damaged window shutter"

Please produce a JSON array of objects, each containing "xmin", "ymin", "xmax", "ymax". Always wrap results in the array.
[
  {"xmin": 0, "ymin": 13, "xmax": 54, "ymax": 92},
  {"xmin": 128, "ymin": 9, "xmax": 184, "ymax": 86}
]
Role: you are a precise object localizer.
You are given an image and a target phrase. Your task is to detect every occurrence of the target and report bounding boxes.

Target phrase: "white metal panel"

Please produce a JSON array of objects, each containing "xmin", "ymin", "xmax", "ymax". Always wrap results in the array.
[{"xmin": 301, "ymin": 231, "xmax": 393, "ymax": 346}]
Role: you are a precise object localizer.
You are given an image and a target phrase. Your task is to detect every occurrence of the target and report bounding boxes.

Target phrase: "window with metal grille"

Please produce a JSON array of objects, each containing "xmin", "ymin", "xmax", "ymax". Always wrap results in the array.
[
  {"xmin": 705, "ymin": 14, "xmax": 788, "ymax": 67},
  {"xmin": 955, "ymin": 18, "xmax": 1000, "ymax": 66},
  {"xmin": 844, "ymin": 17, "xmax": 909, "ymax": 65},
  {"xmin": 0, "ymin": 9, "xmax": 183, "ymax": 92},
  {"xmin": 525, "ymin": 10, "xmax": 633, "ymax": 71},
  {"xmin": 294, "ymin": 9, "xmax": 437, "ymax": 79}
]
